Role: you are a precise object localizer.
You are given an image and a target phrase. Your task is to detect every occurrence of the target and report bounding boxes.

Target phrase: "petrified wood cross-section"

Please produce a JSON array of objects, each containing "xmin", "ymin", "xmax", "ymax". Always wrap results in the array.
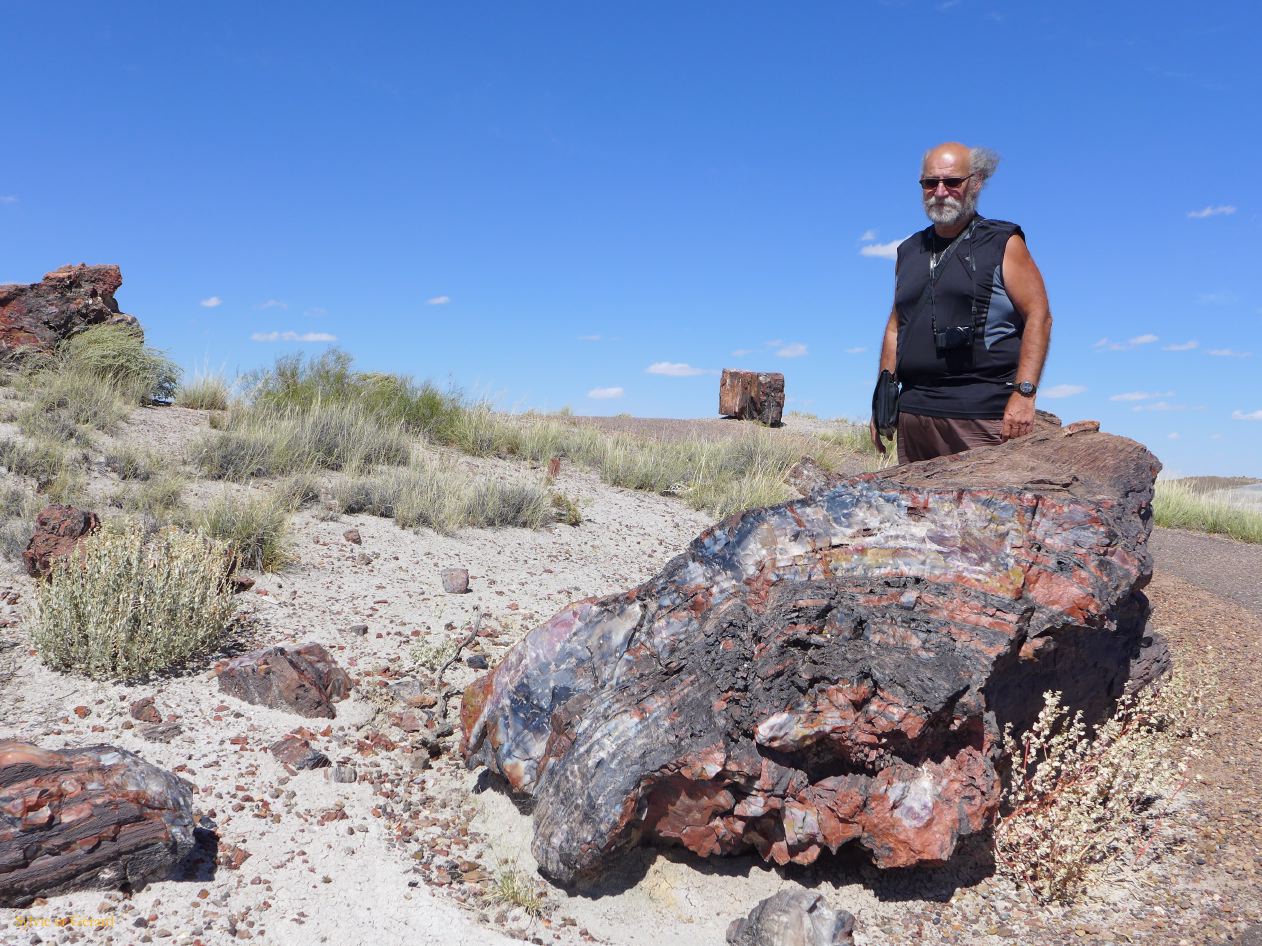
[{"xmin": 461, "ymin": 422, "xmax": 1161, "ymax": 887}]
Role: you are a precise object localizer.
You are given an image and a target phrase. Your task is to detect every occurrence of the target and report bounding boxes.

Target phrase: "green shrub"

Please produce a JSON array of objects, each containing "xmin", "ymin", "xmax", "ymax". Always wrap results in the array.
[
  {"xmin": 189, "ymin": 401, "xmax": 412, "ymax": 480},
  {"xmin": 30, "ymin": 526, "xmax": 235, "ymax": 680},
  {"xmin": 17, "ymin": 369, "xmax": 129, "ymax": 441},
  {"xmin": 549, "ymin": 492, "xmax": 582, "ymax": 526},
  {"xmin": 1153, "ymin": 479, "xmax": 1262, "ymax": 543},
  {"xmin": 188, "ymin": 491, "xmax": 291, "ymax": 572},
  {"xmin": 58, "ymin": 324, "xmax": 180, "ymax": 404},
  {"xmin": 176, "ymin": 372, "xmax": 232, "ymax": 411}
]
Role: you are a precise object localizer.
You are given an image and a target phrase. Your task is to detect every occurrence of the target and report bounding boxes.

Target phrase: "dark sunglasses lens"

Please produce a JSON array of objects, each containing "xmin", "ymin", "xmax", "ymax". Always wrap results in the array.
[{"xmin": 920, "ymin": 177, "xmax": 967, "ymax": 189}]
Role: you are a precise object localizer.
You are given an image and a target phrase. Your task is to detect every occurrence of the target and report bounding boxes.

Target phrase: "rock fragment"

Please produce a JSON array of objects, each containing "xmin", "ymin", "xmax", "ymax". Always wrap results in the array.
[
  {"xmin": 216, "ymin": 643, "xmax": 352, "ymax": 719},
  {"xmin": 719, "ymin": 369, "xmax": 784, "ymax": 426},
  {"xmin": 727, "ymin": 890, "xmax": 856, "ymax": 946},
  {"xmin": 441, "ymin": 568, "xmax": 470, "ymax": 594},
  {"xmin": 22, "ymin": 505, "xmax": 100, "ymax": 579}
]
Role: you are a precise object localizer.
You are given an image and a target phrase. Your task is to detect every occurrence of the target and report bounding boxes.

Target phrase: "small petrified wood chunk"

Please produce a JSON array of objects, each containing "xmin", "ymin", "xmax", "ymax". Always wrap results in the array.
[
  {"xmin": 216, "ymin": 643, "xmax": 352, "ymax": 719},
  {"xmin": 727, "ymin": 889, "xmax": 856, "ymax": 946},
  {"xmin": 461, "ymin": 423, "xmax": 1161, "ymax": 886},
  {"xmin": 0, "ymin": 741, "xmax": 194, "ymax": 907},
  {"xmin": 22, "ymin": 505, "xmax": 100, "ymax": 579},
  {"xmin": 719, "ymin": 369, "xmax": 785, "ymax": 426}
]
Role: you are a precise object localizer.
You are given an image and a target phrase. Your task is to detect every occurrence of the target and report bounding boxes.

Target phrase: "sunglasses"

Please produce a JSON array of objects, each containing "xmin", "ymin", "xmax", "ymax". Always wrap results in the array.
[{"xmin": 919, "ymin": 173, "xmax": 975, "ymax": 191}]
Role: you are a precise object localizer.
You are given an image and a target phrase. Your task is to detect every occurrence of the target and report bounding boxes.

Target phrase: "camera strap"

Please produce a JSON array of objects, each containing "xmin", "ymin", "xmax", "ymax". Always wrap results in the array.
[{"xmin": 927, "ymin": 217, "xmax": 980, "ymax": 341}]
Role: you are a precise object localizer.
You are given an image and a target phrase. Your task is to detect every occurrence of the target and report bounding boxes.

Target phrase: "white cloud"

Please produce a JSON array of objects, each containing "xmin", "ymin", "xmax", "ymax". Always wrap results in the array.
[
  {"xmin": 1207, "ymin": 348, "xmax": 1253, "ymax": 357},
  {"xmin": 730, "ymin": 348, "xmax": 754, "ymax": 357},
  {"xmin": 1111, "ymin": 391, "xmax": 1174, "ymax": 401},
  {"xmin": 200, "ymin": 296, "xmax": 222, "ymax": 308},
  {"xmin": 1162, "ymin": 340, "xmax": 1198, "ymax": 351},
  {"xmin": 250, "ymin": 331, "xmax": 338, "ymax": 343},
  {"xmin": 1129, "ymin": 334, "xmax": 1159, "ymax": 346},
  {"xmin": 258, "ymin": 299, "xmax": 288, "ymax": 310},
  {"xmin": 775, "ymin": 342, "xmax": 808, "ymax": 358},
  {"xmin": 859, "ymin": 229, "xmax": 878, "ymax": 242},
  {"xmin": 860, "ymin": 239, "xmax": 903, "ymax": 260},
  {"xmin": 579, "ymin": 334, "xmax": 602, "ymax": 342},
  {"xmin": 425, "ymin": 295, "xmax": 450, "ymax": 305},
  {"xmin": 1187, "ymin": 205, "xmax": 1237, "ymax": 218},
  {"xmin": 1132, "ymin": 401, "xmax": 1197, "ymax": 412},
  {"xmin": 1094, "ymin": 334, "xmax": 1158, "ymax": 351},
  {"xmin": 647, "ymin": 361, "xmax": 707, "ymax": 377},
  {"xmin": 1168, "ymin": 432, "xmax": 1181, "ymax": 440},
  {"xmin": 845, "ymin": 346, "xmax": 867, "ymax": 354},
  {"xmin": 1041, "ymin": 384, "xmax": 1087, "ymax": 398},
  {"xmin": 587, "ymin": 386, "xmax": 624, "ymax": 400},
  {"xmin": 1232, "ymin": 409, "xmax": 1262, "ymax": 421},
  {"xmin": 0, "ymin": 196, "xmax": 17, "ymax": 205}
]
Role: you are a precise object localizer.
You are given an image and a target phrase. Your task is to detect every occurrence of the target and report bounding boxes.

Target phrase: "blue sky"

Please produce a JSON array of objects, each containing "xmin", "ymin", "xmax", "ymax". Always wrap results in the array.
[{"xmin": 2, "ymin": 1, "xmax": 1259, "ymax": 475}]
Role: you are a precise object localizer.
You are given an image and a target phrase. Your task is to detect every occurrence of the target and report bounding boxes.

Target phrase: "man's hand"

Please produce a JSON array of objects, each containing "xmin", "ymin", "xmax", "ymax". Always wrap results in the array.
[
  {"xmin": 1001, "ymin": 393, "xmax": 1035, "ymax": 441},
  {"xmin": 869, "ymin": 417, "xmax": 887, "ymax": 455}
]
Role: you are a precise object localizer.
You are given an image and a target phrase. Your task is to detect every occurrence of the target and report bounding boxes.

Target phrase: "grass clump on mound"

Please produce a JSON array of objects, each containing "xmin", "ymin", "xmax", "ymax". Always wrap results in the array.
[
  {"xmin": 1153, "ymin": 479, "xmax": 1262, "ymax": 544},
  {"xmin": 335, "ymin": 463, "xmax": 552, "ymax": 534},
  {"xmin": 176, "ymin": 371, "xmax": 232, "ymax": 411},
  {"xmin": 30, "ymin": 525, "xmax": 235, "ymax": 681},
  {"xmin": 58, "ymin": 325, "xmax": 180, "ymax": 404},
  {"xmin": 246, "ymin": 349, "xmax": 470, "ymax": 441},
  {"xmin": 190, "ymin": 400, "xmax": 412, "ymax": 480}
]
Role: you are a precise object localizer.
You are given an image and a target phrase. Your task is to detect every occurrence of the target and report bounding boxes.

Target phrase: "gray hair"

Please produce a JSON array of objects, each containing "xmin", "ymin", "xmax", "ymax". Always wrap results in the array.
[{"xmin": 968, "ymin": 146, "xmax": 1000, "ymax": 184}]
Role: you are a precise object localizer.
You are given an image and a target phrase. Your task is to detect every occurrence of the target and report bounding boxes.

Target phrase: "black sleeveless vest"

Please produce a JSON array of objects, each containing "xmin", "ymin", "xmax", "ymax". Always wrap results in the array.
[{"xmin": 893, "ymin": 215, "xmax": 1025, "ymax": 419}]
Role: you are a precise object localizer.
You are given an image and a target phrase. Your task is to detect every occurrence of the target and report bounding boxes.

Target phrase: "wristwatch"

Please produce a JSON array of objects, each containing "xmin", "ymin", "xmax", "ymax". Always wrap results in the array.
[{"xmin": 1014, "ymin": 381, "xmax": 1037, "ymax": 397}]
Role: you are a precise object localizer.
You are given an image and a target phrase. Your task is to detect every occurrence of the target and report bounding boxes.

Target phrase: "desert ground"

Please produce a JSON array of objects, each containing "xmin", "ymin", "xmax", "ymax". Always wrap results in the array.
[{"xmin": 2, "ymin": 405, "xmax": 1260, "ymax": 946}]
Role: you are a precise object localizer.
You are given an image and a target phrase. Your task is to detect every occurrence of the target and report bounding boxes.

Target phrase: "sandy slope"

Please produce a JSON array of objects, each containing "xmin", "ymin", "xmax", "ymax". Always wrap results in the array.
[{"xmin": 1, "ymin": 407, "xmax": 1258, "ymax": 946}]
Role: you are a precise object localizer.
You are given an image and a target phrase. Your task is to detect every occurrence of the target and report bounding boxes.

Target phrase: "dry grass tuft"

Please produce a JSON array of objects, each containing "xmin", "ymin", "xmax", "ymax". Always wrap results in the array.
[
  {"xmin": 176, "ymin": 371, "xmax": 232, "ymax": 411},
  {"xmin": 187, "ymin": 491, "xmax": 292, "ymax": 572},
  {"xmin": 30, "ymin": 525, "xmax": 235, "ymax": 680},
  {"xmin": 1154, "ymin": 479, "xmax": 1262, "ymax": 544}
]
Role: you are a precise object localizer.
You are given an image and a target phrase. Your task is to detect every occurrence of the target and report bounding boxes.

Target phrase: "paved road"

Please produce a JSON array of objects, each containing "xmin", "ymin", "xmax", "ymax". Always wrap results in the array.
[{"xmin": 1150, "ymin": 526, "xmax": 1262, "ymax": 618}]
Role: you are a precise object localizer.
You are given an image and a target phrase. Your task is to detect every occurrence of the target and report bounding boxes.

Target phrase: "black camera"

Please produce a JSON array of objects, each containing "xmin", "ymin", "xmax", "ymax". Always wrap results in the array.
[{"xmin": 933, "ymin": 323, "xmax": 974, "ymax": 351}]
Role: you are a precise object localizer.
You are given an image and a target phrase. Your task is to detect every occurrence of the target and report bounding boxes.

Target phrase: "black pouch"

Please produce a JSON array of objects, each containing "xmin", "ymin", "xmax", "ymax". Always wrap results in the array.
[{"xmin": 871, "ymin": 369, "xmax": 900, "ymax": 436}]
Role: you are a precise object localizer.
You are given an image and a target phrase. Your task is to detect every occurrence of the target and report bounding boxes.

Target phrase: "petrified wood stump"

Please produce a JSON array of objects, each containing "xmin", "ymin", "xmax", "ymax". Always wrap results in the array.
[
  {"xmin": 719, "ymin": 369, "xmax": 785, "ymax": 426},
  {"xmin": 0, "ymin": 742, "xmax": 194, "ymax": 907},
  {"xmin": 23, "ymin": 504, "xmax": 100, "ymax": 580},
  {"xmin": 0, "ymin": 264, "xmax": 141, "ymax": 355},
  {"xmin": 461, "ymin": 422, "xmax": 1161, "ymax": 887}
]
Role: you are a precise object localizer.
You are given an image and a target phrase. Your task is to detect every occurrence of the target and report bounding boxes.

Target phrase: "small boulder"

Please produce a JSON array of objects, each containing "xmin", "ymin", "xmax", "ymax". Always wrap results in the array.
[
  {"xmin": 22, "ymin": 505, "xmax": 100, "ymax": 579},
  {"xmin": 216, "ymin": 643, "xmax": 352, "ymax": 719},
  {"xmin": 343, "ymin": 528, "xmax": 362, "ymax": 545},
  {"xmin": 727, "ymin": 890, "xmax": 856, "ymax": 946},
  {"xmin": 441, "ymin": 567, "xmax": 470, "ymax": 594},
  {"xmin": 0, "ymin": 741, "xmax": 194, "ymax": 907}
]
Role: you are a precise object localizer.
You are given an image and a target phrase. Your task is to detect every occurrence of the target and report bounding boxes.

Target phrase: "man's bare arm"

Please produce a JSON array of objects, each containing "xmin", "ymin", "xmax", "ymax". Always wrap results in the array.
[
  {"xmin": 869, "ymin": 305, "xmax": 900, "ymax": 452},
  {"xmin": 1000, "ymin": 234, "xmax": 1052, "ymax": 440}
]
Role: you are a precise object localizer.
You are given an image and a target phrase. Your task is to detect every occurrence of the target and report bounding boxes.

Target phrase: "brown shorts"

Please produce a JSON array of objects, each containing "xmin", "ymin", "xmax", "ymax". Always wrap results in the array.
[{"xmin": 897, "ymin": 412, "xmax": 1003, "ymax": 464}]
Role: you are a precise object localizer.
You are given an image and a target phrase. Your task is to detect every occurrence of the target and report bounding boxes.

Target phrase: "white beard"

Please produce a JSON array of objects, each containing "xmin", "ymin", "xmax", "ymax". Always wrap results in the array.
[{"xmin": 924, "ymin": 190, "xmax": 978, "ymax": 227}]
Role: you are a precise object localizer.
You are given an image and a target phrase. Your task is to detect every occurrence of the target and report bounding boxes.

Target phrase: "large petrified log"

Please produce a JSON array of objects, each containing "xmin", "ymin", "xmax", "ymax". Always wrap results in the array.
[
  {"xmin": 0, "ymin": 742, "xmax": 194, "ymax": 906},
  {"xmin": 461, "ymin": 422, "xmax": 1161, "ymax": 887},
  {"xmin": 719, "ymin": 369, "xmax": 785, "ymax": 426},
  {"xmin": 0, "ymin": 264, "xmax": 141, "ymax": 355}
]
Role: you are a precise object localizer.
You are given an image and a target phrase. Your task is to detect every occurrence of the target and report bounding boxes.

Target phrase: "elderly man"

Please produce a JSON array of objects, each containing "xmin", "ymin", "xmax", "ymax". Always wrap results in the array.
[{"xmin": 871, "ymin": 142, "xmax": 1052, "ymax": 463}]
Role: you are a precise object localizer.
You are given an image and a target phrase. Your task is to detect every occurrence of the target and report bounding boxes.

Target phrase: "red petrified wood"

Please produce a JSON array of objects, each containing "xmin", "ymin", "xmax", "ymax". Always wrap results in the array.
[
  {"xmin": 0, "ymin": 264, "xmax": 142, "ymax": 355},
  {"xmin": 461, "ymin": 422, "xmax": 1161, "ymax": 886},
  {"xmin": 719, "ymin": 369, "xmax": 785, "ymax": 426},
  {"xmin": 216, "ymin": 643, "xmax": 353, "ymax": 719},
  {"xmin": 0, "ymin": 741, "xmax": 194, "ymax": 907},
  {"xmin": 22, "ymin": 505, "xmax": 101, "ymax": 579}
]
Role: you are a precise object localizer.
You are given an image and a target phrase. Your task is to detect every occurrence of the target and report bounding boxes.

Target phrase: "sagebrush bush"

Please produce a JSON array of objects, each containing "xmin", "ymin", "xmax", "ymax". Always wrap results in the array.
[
  {"xmin": 994, "ymin": 669, "xmax": 1206, "ymax": 902},
  {"xmin": 189, "ymin": 401, "xmax": 412, "ymax": 479},
  {"xmin": 58, "ymin": 324, "xmax": 180, "ymax": 403},
  {"xmin": 188, "ymin": 491, "xmax": 291, "ymax": 572},
  {"xmin": 176, "ymin": 371, "xmax": 232, "ymax": 411},
  {"xmin": 30, "ymin": 525, "xmax": 235, "ymax": 680}
]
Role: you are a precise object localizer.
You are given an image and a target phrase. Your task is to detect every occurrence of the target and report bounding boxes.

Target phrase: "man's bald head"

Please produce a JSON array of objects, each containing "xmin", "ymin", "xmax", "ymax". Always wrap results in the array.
[{"xmin": 921, "ymin": 142, "xmax": 1000, "ymax": 184}]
